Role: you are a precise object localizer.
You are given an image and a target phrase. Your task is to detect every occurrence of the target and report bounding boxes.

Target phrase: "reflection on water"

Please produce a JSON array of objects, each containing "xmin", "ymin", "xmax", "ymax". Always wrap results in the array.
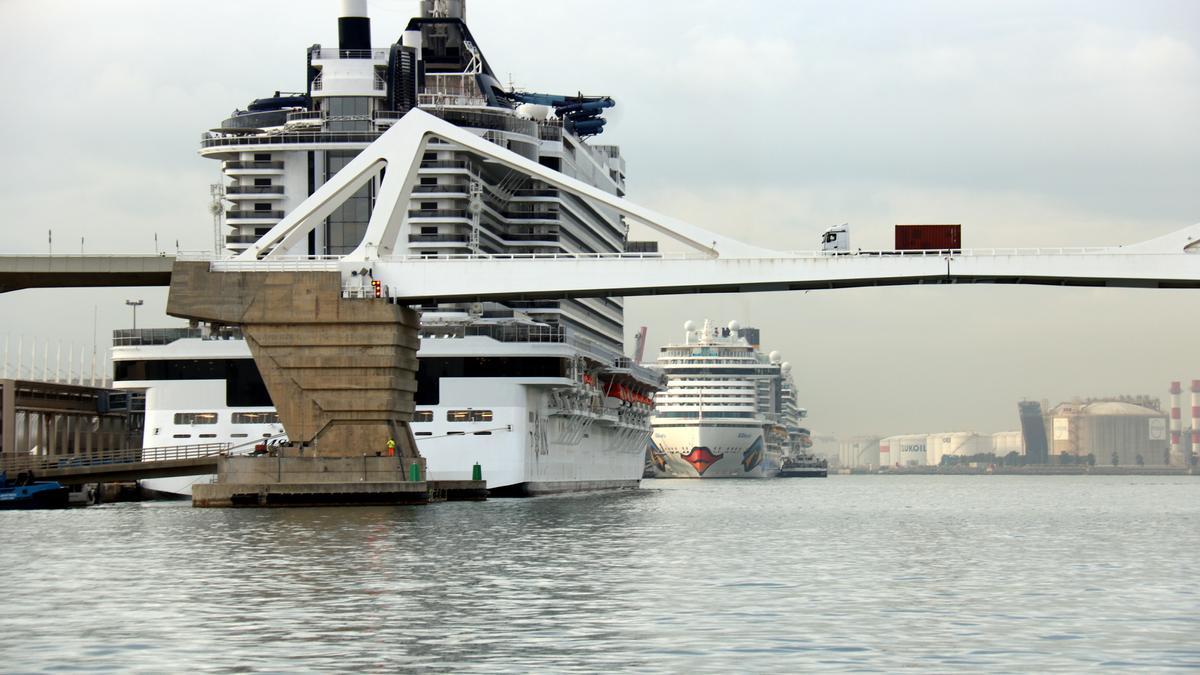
[{"xmin": 1, "ymin": 476, "xmax": 1198, "ymax": 671}]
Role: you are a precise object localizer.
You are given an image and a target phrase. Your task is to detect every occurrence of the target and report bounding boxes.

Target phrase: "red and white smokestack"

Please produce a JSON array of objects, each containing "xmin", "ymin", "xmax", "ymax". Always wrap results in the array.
[
  {"xmin": 1170, "ymin": 381, "xmax": 1182, "ymax": 464},
  {"xmin": 1191, "ymin": 380, "xmax": 1200, "ymax": 461}
]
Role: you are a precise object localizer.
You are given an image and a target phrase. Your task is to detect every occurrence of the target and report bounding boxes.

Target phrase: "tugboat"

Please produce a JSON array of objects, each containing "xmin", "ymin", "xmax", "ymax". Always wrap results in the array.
[{"xmin": 0, "ymin": 472, "xmax": 71, "ymax": 510}]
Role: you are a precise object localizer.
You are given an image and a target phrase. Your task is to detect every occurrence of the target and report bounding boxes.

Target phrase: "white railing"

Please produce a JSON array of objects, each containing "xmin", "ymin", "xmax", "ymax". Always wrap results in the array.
[
  {"xmin": 212, "ymin": 258, "xmax": 341, "ymax": 272},
  {"xmin": 309, "ymin": 48, "xmax": 389, "ymax": 61},
  {"xmin": 189, "ymin": 246, "xmax": 1174, "ymax": 269}
]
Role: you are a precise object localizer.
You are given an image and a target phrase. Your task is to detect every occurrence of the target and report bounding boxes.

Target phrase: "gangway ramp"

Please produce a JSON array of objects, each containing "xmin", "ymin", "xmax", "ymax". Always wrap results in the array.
[{"xmin": 0, "ymin": 443, "xmax": 230, "ymax": 486}]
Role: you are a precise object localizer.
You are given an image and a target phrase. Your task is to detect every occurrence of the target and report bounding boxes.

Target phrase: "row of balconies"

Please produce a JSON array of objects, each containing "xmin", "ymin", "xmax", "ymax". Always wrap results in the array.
[{"xmin": 407, "ymin": 209, "xmax": 560, "ymax": 221}]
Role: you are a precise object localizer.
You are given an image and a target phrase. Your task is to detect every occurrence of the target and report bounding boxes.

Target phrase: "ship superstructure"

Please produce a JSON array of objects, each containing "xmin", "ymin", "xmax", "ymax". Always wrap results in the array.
[
  {"xmin": 646, "ymin": 320, "xmax": 807, "ymax": 478},
  {"xmin": 117, "ymin": 0, "xmax": 662, "ymax": 497}
]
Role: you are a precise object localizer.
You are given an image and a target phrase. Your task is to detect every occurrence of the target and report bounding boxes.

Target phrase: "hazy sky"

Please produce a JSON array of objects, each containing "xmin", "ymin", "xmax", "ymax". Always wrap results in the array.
[{"xmin": 0, "ymin": 0, "xmax": 1197, "ymax": 437}]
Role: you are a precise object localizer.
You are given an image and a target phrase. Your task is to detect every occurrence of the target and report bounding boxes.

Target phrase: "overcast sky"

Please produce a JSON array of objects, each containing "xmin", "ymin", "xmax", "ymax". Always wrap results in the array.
[{"xmin": 1, "ymin": 0, "xmax": 1197, "ymax": 438}]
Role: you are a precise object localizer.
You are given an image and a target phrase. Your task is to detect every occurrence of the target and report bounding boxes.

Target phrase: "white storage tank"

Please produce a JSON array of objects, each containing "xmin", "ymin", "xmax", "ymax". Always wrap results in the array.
[
  {"xmin": 991, "ymin": 431, "xmax": 1024, "ymax": 458},
  {"xmin": 926, "ymin": 432, "xmax": 989, "ymax": 465},
  {"xmin": 838, "ymin": 436, "xmax": 881, "ymax": 469},
  {"xmin": 880, "ymin": 434, "xmax": 928, "ymax": 466}
]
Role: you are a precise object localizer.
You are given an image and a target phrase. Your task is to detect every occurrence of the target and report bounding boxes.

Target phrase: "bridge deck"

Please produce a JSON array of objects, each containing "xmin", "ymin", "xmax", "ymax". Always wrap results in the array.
[{"xmin": 0, "ymin": 255, "xmax": 174, "ymax": 293}]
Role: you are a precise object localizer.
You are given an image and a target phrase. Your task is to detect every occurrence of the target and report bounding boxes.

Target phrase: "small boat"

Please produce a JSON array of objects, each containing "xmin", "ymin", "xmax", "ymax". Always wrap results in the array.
[
  {"xmin": 0, "ymin": 471, "xmax": 71, "ymax": 510},
  {"xmin": 777, "ymin": 454, "xmax": 828, "ymax": 478}
]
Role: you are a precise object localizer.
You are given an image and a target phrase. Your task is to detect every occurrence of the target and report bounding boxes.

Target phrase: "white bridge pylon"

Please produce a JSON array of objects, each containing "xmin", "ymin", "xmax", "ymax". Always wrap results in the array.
[{"xmin": 232, "ymin": 108, "xmax": 1200, "ymax": 302}]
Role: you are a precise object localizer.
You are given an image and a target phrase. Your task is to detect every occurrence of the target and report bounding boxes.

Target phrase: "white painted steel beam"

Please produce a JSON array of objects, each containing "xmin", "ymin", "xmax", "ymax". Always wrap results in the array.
[
  {"xmin": 224, "ymin": 108, "xmax": 1200, "ymax": 302},
  {"xmin": 345, "ymin": 245, "xmax": 1200, "ymax": 303}
]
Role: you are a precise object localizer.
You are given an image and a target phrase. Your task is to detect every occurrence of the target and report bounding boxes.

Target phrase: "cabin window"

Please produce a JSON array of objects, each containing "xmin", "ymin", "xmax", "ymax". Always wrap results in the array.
[
  {"xmin": 174, "ymin": 412, "xmax": 217, "ymax": 425},
  {"xmin": 420, "ymin": 201, "xmax": 438, "ymax": 210},
  {"xmin": 254, "ymin": 153, "xmax": 271, "ymax": 161},
  {"xmin": 172, "ymin": 434, "xmax": 192, "ymax": 439},
  {"xmin": 253, "ymin": 178, "xmax": 272, "ymax": 186},
  {"xmin": 447, "ymin": 410, "xmax": 493, "ymax": 423},
  {"xmin": 415, "ymin": 431, "xmax": 432, "ymax": 436},
  {"xmin": 412, "ymin": 411, "xmax": 433, "ymax": 423},
  {"xmin": 420, "ymin": 177, "xmax": 437, "ymax": 185},
  {"xmin": 232, "ymin": 412, "xmax": 279, "ymax": 424}
]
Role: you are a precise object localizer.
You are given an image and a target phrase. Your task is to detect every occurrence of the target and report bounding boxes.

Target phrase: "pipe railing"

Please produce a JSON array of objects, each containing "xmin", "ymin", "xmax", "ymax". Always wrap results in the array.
[{"xmin": 0, "ymin": 442, "xmax": 232, "ymax": 474}]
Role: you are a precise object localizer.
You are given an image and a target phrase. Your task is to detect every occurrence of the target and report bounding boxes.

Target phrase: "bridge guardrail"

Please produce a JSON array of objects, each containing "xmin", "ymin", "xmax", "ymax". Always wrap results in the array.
[{"xmin": 0, "ymin": 443, "xmax": 232, "ymax": 474}]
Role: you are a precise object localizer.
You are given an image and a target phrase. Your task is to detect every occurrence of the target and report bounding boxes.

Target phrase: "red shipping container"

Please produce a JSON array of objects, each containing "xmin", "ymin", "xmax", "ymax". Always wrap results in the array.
[{"xmin": 895, "ymin": 224, "xmax": 961, "ymax": 251}]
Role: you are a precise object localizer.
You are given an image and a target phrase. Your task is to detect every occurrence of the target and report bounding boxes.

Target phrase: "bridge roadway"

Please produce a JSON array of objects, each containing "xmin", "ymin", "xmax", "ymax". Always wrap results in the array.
[
  {"xmin": 0, "ymin": 254, "xmax": 175, "ymax": 293},
  {"xmin": 208, "ymin": 240, "xmax": 1200, "ymax": 305}
]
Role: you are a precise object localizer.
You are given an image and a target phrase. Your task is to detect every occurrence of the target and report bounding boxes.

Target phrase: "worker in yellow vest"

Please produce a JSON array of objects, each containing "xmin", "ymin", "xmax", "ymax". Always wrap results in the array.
[{"xmin": 387, "ymin": 438, "xmax": 396, "ymax": 457}]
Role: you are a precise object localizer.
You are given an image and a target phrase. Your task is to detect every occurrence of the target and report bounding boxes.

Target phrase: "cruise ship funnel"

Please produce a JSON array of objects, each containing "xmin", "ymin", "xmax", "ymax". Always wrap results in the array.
[{"xmin": 338, "ymin": 0, "xmax": 371, "ymax": 51}]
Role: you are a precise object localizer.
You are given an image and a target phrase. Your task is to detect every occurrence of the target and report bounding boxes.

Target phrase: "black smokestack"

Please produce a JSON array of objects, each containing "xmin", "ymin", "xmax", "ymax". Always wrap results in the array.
[{"xmin": 338, "ymin": 0, "xmax": 371, "ymax": 51}]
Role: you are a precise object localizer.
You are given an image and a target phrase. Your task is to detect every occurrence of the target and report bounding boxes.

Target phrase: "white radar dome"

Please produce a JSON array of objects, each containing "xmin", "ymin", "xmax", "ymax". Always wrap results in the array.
[
  {"xmin": 683, "ymin": 320, "xmax": 696, "ymax": 332},
  {"xmin": 781, "ymin": 361, "xmax": 791, "ymax": 373},
  {"xmin": 728, "ymin": 320, "xmax": 741, "ymax": 332},
  {"xmin": 769, "ymin": 350, "xmax": 782, "ymax": 364}
]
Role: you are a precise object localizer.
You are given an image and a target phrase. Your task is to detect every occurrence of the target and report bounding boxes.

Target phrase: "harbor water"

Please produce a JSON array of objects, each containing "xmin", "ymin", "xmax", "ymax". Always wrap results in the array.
[{"xmin": 2, "ymin": 475, "xmax": 1198, "ymax": 671}]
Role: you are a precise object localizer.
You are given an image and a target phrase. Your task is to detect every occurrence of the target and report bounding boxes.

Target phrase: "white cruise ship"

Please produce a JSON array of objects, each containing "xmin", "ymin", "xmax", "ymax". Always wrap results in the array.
[
  {"xmin": 646, "ymin": 320, "xmax": 808, "ymax": 479},
  {"xmin": 115, "ymin": 0, "xmax": 663, "ymax": 497}
]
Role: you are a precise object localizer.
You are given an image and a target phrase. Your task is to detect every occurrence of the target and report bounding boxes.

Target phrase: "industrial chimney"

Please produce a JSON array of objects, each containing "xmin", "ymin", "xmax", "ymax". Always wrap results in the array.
[{"xmin": 1191, "ymin": 380, "xmax": 1200, "ymax": 464}]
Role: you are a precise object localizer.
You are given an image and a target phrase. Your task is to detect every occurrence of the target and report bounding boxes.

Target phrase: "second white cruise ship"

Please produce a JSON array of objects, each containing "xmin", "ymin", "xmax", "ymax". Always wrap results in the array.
[
  {"xmin": 646, "ymin": 320, "xmax": 808, "ymax": 479},
  {"xmin": 115, "ymin": 0, "xmax": 663, "ymax": 497}
]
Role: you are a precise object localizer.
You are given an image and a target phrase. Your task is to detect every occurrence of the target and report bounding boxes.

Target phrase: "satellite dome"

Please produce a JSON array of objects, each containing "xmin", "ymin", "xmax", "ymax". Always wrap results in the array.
[
  {"xmin": 781, "ymin": 361, "xmax": 791, "ymax": 373},
  {"xmin": 769, "ymin": 350, "xmax": 782, "ymax": 364},
  {"xmin": 728, "ymin": 320, "xmax": 741, "ymax": 331},
  {"xmin": 683, "ymin": 320, "xmax": 696, "ymax": 332}
]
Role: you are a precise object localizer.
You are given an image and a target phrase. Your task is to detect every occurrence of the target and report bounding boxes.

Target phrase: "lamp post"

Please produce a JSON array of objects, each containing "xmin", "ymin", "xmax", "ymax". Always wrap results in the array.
[{"xmin": 125, "ymin": 299, "xmax": 144, "ymax": 331}]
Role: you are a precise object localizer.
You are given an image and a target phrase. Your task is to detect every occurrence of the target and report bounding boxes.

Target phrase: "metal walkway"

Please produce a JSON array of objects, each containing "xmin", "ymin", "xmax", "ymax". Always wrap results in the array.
[{"xmin": 0, "ymin": 443, "xmax": 229, "ymax": 486}]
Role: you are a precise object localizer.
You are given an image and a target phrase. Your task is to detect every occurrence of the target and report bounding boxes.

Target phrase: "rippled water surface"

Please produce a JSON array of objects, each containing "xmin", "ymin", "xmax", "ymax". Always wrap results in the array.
[{"xmin": 2, "ymin": 475, "xmax": 1199, "ymax": 672}]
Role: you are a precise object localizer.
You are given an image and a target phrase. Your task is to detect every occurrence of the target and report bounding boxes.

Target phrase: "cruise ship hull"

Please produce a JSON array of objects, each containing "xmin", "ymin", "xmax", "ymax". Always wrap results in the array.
[
  {"xmin": 130, "ymin": 347, "xmax": 654, "ymax": 497},
  {"xmin": 649, "ymin": 424, "xmax": 778, "ymax": 478}
]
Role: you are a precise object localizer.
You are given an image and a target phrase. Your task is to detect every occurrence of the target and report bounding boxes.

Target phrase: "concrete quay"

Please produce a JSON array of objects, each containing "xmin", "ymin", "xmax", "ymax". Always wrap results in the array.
[{"xmin": 192, "ymin": 455, "xmax": 486, "ymax": 507}]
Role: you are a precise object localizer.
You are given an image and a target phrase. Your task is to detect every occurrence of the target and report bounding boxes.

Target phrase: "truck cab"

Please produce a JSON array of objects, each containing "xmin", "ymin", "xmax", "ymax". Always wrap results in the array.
[{"xmin": 820, "ymin": 224, "xmax": 850, "ymax": 253}]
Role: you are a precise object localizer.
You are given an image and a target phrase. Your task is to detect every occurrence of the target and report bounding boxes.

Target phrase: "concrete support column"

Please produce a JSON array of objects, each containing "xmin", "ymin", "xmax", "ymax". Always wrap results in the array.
[{"xmin": 167, "ymin": 262, "xmax": 421, "ymax": 461}]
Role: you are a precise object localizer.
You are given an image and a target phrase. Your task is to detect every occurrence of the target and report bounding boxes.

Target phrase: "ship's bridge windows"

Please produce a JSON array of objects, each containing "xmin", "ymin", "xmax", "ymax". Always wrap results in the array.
[
  {"xmin": 413, "ymin": 411, "xmax": 433, "ymax": 423},
  {"xmin": 174, "ymin": 412, "xmax": 218, "ymax": 425},
  {"xmin": 232, "ymin": 412, "xmax": 279, "ymax": 424},
  {"xmin": 447, "ymin": 410, "xmax": 493, "ymax": 423}
]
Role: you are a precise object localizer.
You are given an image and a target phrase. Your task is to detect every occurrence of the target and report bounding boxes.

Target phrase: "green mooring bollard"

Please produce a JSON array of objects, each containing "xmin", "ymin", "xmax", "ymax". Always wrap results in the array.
[
  {"xmin": 472, "ymin": 463, "xmax": 482, "ymax": 481},
  {"xmin": 409, "ymin": 463, "xmax": 420, "ymax": 482}
]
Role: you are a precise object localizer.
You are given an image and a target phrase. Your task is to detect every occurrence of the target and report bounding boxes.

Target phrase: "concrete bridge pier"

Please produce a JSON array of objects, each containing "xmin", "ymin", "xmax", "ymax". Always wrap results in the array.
[{"xmin": 167, "ymin": 262, "xmax": 482, "ymax": 506}]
